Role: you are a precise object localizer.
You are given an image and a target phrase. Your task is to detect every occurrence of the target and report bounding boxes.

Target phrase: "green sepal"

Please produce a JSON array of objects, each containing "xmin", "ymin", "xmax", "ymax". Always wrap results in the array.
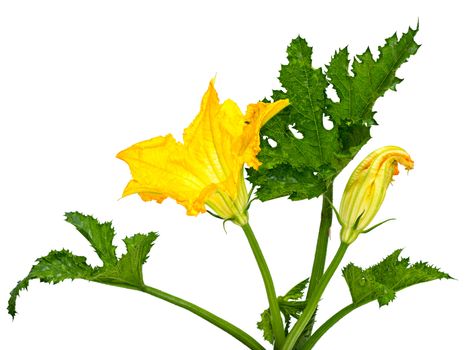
[
  {"xmin": 360, "ymin": 218, "xmax": 395, "ymax": 234},
  {"xmin": 343, "ymin": 249, "xmax": 452, "ymax": 307}
]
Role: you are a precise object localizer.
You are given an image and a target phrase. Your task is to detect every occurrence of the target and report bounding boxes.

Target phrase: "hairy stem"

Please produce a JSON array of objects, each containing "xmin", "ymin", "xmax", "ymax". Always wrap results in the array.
[
  {"xmin": 140, "ymin": 285, "xmax": 265, "ymax": 350},
  {"xmin": 242, "ymin": 223, "xmax": 285, "ymax": 349},
  {"xmin": 283, "ymin": 243, "xmax": 348, "ymax": 350}
]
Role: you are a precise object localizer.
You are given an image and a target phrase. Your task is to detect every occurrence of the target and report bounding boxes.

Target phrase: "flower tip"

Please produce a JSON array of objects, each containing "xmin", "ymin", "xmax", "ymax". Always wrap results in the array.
[
  {"xmin": 209, "ymin": 76, "xmax": 217, "ymax": 87},
  {"xmin": 115, "ymin": 149, "xmax": 126, "ymax": 160},
  {"xmin": 405, "ymin": 158, "xmax": 415, "ymax": 171}
]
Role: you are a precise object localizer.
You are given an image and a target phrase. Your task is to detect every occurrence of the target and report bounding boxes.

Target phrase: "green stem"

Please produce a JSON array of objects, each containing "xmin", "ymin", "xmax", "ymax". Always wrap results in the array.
[
  {"xmin": 241, "ymin": 223, "xmax": 285, "ymax": 349},
  {"xmin": 282, "ymin": 242, "xmax": 348, "ymax": 350},
  {"xmin": 308, "ymin": 184, "xmax": 334, "ymax": 298},
  {"xmin": 294, "ymin": 185, "xmax": 334, "ymax": 349},
  {"xmin": 140, "ymin": 285, "xmax": 265, "ymax": 350},
  {"xmin": 302, "ymin": 301, "xmax": 369, "ymax": 350}
]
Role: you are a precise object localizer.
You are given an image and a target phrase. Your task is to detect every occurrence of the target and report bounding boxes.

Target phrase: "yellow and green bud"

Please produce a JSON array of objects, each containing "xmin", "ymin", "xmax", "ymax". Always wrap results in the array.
[{"xmin": 339, "ymin": 146, "xmax": 414, "ymax": 244}]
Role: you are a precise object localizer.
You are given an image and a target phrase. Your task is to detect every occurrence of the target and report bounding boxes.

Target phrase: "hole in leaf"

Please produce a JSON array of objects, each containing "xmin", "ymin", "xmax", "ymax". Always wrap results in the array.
[
  {"xmin": 267, "ymin": 138, "xmax": 278, "ymax": 148},
  {"xmin": 312, "ymin": 171, "xmax": 318, "ymax": 176},
  {"xmin": 326, "ymin": 85, "xmax": 340, "ymax": 102},
  {"xmin": 323, "ymin": 115, "xmax": 334, "ymax": 130},
  {"xmin": 288, "ymin": 123, "xmax": 304, "ymax": 139}
]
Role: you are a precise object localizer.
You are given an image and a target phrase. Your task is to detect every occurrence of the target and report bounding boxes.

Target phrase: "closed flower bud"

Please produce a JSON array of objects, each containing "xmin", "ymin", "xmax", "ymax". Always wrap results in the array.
[{"xmin": 339, "ymin": 146, "xmax": 414, "ymax": 244}]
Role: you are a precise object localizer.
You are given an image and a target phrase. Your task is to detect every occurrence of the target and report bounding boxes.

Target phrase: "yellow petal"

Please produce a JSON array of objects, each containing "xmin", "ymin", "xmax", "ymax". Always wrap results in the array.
[
  {"xmin": 183, "ymin": 80, "xmax": 245, "ymax": 198},
  {"xmin": 117, "ymin": 134, "xmax": 210, "ymax": 215},
  {"xmin": 117, "ymin": 80, "xmax": 289, "ymax": 221},
  {"xmin": 240, "ymin": 99, "xmax": 290, "ymax": 169}
]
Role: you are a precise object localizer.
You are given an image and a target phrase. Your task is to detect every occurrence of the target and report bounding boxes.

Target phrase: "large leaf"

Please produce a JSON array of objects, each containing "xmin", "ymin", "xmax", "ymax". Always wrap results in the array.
[
  {"xmin": 8, "ymin": 212, "xmax": 158, "ymax": 317},
  {"xmin": 249, "ymin": 26, "xmax": 420, "ymax": 201},
  {"xmin": 327, "ymin": 27, "xmax": 420, "ymax": 125}
]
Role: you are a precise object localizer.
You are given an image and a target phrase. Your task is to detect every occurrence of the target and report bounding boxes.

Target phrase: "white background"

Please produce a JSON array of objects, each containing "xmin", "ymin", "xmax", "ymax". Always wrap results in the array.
[{"xmin": 1, "ymin": 1, "xmax": 465, "ymax": 349}]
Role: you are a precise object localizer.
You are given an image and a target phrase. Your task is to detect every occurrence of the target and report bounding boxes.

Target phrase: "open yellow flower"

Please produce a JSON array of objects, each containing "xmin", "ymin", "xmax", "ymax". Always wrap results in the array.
[
  {"xmin": 339, "ymin": 146, "xmax": 414, "ymax": 244},
  {"xmin": 117, "ymin": 80, "xmax": 289, "ymax": 226}
]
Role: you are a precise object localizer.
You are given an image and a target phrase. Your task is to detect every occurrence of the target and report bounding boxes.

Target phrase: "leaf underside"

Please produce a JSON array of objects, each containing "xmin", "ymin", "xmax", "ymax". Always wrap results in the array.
[{"xmin": 248, "ymin": 25, "xmax": 420, "ymax": 201}]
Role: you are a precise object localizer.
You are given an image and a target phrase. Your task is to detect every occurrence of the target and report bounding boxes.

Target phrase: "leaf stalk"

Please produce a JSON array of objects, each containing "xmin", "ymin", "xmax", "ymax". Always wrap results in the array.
[{"xmin": 140, "ymin": 285, "xmax": 265, "ymax": 350}]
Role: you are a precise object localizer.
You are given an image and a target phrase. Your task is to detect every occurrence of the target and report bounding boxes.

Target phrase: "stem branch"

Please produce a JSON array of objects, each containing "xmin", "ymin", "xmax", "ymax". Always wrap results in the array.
[{"xmin": 283, "ymin": 242, "xmax": 348, "ymax": 350}]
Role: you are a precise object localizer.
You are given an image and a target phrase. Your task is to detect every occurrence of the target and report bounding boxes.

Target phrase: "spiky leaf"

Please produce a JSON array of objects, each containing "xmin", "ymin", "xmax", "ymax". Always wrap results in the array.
[
  {"xmin": 257, "ymin": 279, "xmax": 309, "ymax": 343},
  {"xmin": 327, "ymin": 26, "xmax": 420, "ymax": 125},
  {"xmin": 249, "ymin": 26, "xmax": 420, "ymax": 201},
  {"xmin": 283, "ymin": 278, "xmax": 309, "ymax": 301},
  {"xmin": 93, "ymin": 232, "xmax": 158, "ymax": 288},
  {"xmin": 9, "ymin": 214, "xmax": 158, "ymax": 318},
  {"xmin": 65, "ymin": 212, "xmax": 117, "ymax": 266},
  {"xmin": 343, "ymin": 249, "xmax": 452, "ymax": 307},
  {"xmin": 8, "ymin": 250, "xmax": 94, "ymax": 317}
]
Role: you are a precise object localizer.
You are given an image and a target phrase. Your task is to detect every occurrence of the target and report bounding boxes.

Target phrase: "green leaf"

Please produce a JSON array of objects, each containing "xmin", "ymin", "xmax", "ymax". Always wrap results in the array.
[
  {"xmin": 249, "ymin": 36, "xmax": 338, "ymax": 201},
  {"xmin": 249, "ymin": 26, "xmax": 419, "ymax": 201},
  {"xmin": 343, "ymin": 249, "xmax": 452, "ymax": 307},
  {"xmin": 8, "ymin": 250, "xmax": 94, "ymax": 318},
  {"xmin": 328, "ymin": 26, "xmax": 420, "ymax": 125},
  {"xmin": 65, "ymin": 212, "xmax": 118, "ymax": 266},
  {"xmin": 9, "ymin": 214, "xmax": 158, "ymax": 318},
  {"xmin": 257, "ymin": 309, "xmax": 274, "ymax": 344},
  {"xmin": 283, "ymin": 278, "xmax": 309, "ymax": 301},
  {"xmin": 257, "ymin": 279, "xmax": 309, "ymax": 343},
  {"xmin": 93, "ymin": 232, "xmax": 158, "ymax": 288}
]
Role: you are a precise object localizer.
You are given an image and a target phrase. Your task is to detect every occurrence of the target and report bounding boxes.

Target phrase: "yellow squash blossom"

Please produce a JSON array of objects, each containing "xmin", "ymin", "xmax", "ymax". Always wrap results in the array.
[
  {"xmin": 117, "ymin": 80, "xmax": 289, "ymax": 226},
  {"xmin": 339, "ymin": 146, "xmax": 414, "ymax": 244}
]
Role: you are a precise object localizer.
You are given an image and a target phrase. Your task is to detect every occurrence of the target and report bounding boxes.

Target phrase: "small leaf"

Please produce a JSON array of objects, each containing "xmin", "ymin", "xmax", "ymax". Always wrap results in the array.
[
  {"xmin": 343, "ymin": 249, "xmax": 452, "ymax": 307},
  {"xmin": 282, "ymin": 278, "xmax": 309, "ymax": 301},
  {"xmin": 257, "ymin": 279, "xmax": 309, "ymax": 341},
  {"xmin": 9, "ymin": 213, "xmax": 159, "ymax": 318},
  {"xmin": 257, "ymin": 309, "xmax": 274, "ymax": 344},
  {"xmin": 65, "ymin": 212, "xmax": 117, "ymax": 266}
]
